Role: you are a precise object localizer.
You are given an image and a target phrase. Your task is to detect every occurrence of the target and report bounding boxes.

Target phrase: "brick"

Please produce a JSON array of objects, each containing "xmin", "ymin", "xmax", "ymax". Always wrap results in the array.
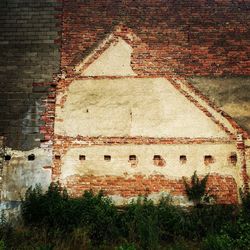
[
  {"xmin": 1, "ymin": 0, "xmax": 250, "ymax": 203},
  {"xmin": 61, "ymin": 174, "xmax": 238, "ymax": 204}
]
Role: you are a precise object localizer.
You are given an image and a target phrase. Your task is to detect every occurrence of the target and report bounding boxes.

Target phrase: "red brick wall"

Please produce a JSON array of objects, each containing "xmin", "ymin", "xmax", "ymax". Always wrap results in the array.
[
  {"xmin": 52, "ymin": 137, "xmax": 239, "ymax": 204},
  {"xmin": 51, "ymin": 122, "xmax": 241, "ymax": 204},
  {"xmin": 61, "ymin": 0, "xmax": 250, "ymax": 76},
  {"xmin": 64, "ymin": 174, "xmax": 238, "ymax": 204},
  {"xmin": 50, "ymin": 1, "xmax": 248, "ymax": 205}
]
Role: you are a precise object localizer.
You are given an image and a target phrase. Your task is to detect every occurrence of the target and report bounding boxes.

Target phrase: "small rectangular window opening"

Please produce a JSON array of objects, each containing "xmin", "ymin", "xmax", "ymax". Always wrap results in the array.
[
  {"xmin": 129, "ymin": 155, "xmax": 137, "ymax": 161},
  {"xmin": 104, "ymin": 155, "xmax": 111, "ymax": 161},
  {"xmin": 180, "ymin": 155, "xmax": 187, "ymax": 164},
  {"xmin": 153, "ymin": 155, "xmax": 166, "ymax": 167},
  {"xmin": 129, "ymin": 155, "xmax": 138, "ymax": 167},
  {"xmin": 28, "ymin": 154, "xmax": 35, "ymax": 161},
  {"xmin": 79, "ymin": 155, "xmax": 86, "ymax": 161},
  {"xmin": 229, "ymin": 153, "xmax": 237, "ymax": 165},
  {"xmin": 55, "ymin": 155, "xmax": 61, "ymax": 160},
  {"xmin": 153, "ymin": 155, "xmax": 161, "ymax": 160},
  {"xmin": 204, "ymin": 155, "xmax": 214, "ymax": 165},
  {"xmin": 4, "ymin": 155, "xmax": 11, "ymax": 161}
]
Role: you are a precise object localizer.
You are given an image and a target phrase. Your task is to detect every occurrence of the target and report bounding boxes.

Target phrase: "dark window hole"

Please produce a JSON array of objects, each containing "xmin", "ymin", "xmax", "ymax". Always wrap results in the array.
[
  {"xmin": 129, "ymin": 155, "xmax": 137, "ymax": 161},
  {"xmin": 4, "ymin": 155, "xmax": 11, "ymax": 161},
  {"xmin": 204, "ymin": 155, "xmax": 214, "ymax": 165},
  {"xmin": 229, "ymin": 153, "xmax": 237, "ymax": 165},
  {"xmin": 104, "ymin": 155, "xmax": 111, "ymax": 161},
  {"xmin": 153, "ymin": 155, "xmax": 166, "ymax": 167},
  {"xmin": 28, "ymin": 154, "xmax": 35, "ymax": 161},
  {"xmin": 180, "ymin": 155, "xmax": 187, "ymax": 164},
  {"xmin": 153, "ymin": 155, "xmax": 161, "ymax": 160},
  {"xmin": 79, "ymin": 155, "xmax": 86, "ymax": 161},
  {"xmin": 55, "ymin": 155, "xmax": 61, "ymax": 160}
]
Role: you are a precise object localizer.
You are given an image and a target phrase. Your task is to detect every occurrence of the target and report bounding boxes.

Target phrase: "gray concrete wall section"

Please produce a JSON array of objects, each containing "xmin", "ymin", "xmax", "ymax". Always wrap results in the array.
[{"xmin": 0, "ymin": 0, "xmax": 60, "ymax": 150}]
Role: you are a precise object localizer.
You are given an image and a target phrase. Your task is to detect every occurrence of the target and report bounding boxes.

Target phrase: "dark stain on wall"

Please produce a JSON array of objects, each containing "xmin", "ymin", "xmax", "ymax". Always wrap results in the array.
[{"xmin": 189, "ymin": 76, "xmax": 250, "ymax": 134}]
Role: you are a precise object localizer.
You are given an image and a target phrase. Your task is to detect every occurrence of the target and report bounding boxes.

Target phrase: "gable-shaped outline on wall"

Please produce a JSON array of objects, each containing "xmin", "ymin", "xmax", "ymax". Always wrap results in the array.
[
  {"xmin": 74, "ymin": 24, "xmax": 144, "ymax": 75},
  {"xmin": 167, "ymin": 76, "xmax": 250, "ymax": 140},
  {"xmin": 64, "ymin": 25, "xmax": 250, "ymax": 140}
]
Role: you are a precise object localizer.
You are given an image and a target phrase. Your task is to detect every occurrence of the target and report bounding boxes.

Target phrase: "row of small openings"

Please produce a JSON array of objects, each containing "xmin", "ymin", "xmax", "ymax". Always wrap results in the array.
[
  {"xmin": 54, "ymin": 153, "xmax": 238, "ymax": 166},
  {"xmin": 3, "ymin": 153, "xmax": 238, "ymax": 165},
  {"xmin": 4, "ymin": 154, "xmax": 35, "ymax": 161},
  {"xmin": 54, "ymin": 155, "xmax": 137, "ymax": 161},
  {"xmin": 77, "ymin": 154, "xmax": 183, "ymax": 167}
]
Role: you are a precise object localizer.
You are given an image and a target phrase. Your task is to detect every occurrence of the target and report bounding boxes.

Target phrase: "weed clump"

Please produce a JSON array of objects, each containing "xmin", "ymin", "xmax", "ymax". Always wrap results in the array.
[{"xmin": 183, "ymin": 171, "xmax": 214, "ymax": 206}]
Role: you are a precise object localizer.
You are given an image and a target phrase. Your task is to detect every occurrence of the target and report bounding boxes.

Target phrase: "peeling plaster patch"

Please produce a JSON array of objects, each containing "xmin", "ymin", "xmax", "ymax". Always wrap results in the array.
[
  {"xmin": 82, "ymin": 38, "xmax": 136, "ymax": 76},
  {"xmin": 55, "ymin": 78, "xmax": 228, "ymax": 138}
]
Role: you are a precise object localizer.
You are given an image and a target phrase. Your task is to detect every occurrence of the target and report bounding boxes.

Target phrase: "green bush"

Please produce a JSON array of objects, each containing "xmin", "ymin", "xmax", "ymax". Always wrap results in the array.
[
  {"xmin": 36, "ymin": 245, "xmax": 53, "ymax": 250},
  {"xmin": 186, "ymin": 205, "xmax": 237, "ymax": 239},
  {"xmin": 220, "ymin": 215, "xmax": 250, "ymax": 250},
  {"xmin": 119, "ymin": 197, "xmax": 159, "ymax": 250},
  {"xmin": 21, "ymin": 183, "xmax": 68, "ymax": 228},
  {"xmin": 202, "ymin": 234, "xmax": 232, "ymax": 250},
  {"xmin": 0, "ymin": 240, "xmax": 5, "ymax": 250},
  {"xmin": 202, "ymin": 212, "xmax": 250, "ymax": 250},
  {"xmin": 240, "ymin": 189, "xmax": 250, "ymax": 219},
  {"xmin": 0, "ymin": 211, "xmax": 12, "ymax": 243},
  {"xmin": 21, "ymin": 184, "xmax": 119, "ymax": 245},
  {"xmin": 76, "ymin": 190, "xmax": 119, "ymax": 244},
  {"xmin": 116, "ymin": 243, "xmax": 137, "ymax": 250},
  {"xmin": 166, "ymin": 238, "xmax": 195, "ymax": 250},
  {"xmin": 157, "ymin": 196, "xmax": 186, "ymax": 241},
  {"xmin": 20, "ymin": 182, "xmax": 250, "ymax": 249}
]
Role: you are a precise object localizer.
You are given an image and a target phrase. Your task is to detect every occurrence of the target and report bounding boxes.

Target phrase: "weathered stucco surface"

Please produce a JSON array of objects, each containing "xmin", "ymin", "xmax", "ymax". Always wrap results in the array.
[
  {"xmin": 53, "ymin": 138, "xmax": 242, "ymax": 205},
  {"xmin": 55, "ymin": 78, "xmax": 228, "ymax": 138},
  {"xmin": 0, "ymin": 141, "xmax": 52, "ymax": 220},
  {"xmin": 61, "ymin": 144, "xmax": 242, "ymax": 185},
  {"xmin": 1, "ymin": 147, "xmax": 52, "ymax": 201},
  {"xmin": 82, "ymin": 38, "xmax": 136, "ymax": 76},
  {"xmin": 61, "ymin": 143, "xmax": 241, "ymax": 181},
  {"xmin": 1, "ymin": 1, "xmax": 250, "ymax": 217}
]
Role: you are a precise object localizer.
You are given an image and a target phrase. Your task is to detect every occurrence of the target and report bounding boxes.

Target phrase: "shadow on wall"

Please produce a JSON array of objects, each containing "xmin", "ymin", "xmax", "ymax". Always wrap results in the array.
[
  {"xmin": 189, "ymin": 76, "xmax": 250, "ymax": 135},
  {"xmin": 0, "ymin": 0, "xmax": 60, "ymax": 151}
]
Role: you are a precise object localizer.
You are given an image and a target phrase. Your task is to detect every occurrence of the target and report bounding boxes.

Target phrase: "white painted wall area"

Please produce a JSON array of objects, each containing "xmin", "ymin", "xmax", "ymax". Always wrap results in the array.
[
  {"xmin": 60, "ymin": 143, "xmax": 240, "ymax": 184},
  {"xmin": 55, "ymin": 78, "xmax": 229, "ymax": 138}
]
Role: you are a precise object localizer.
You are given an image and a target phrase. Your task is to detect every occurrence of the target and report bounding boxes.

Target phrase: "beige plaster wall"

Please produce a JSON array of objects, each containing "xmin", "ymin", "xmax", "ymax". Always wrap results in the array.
[
  {"xmin": 82, "ymin": 38, "xmax": 136, "ymax": 76},
  {"xmin": 60, "ymin": 143, "xmax": 241, "ymax": 186},
  {"xmin": 177, "ymin": 80, "xmax": 236, "ymax": 135},
  {"xmin": 55, "ymin": 78, "xmax": 228, "ymax": 138}
]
